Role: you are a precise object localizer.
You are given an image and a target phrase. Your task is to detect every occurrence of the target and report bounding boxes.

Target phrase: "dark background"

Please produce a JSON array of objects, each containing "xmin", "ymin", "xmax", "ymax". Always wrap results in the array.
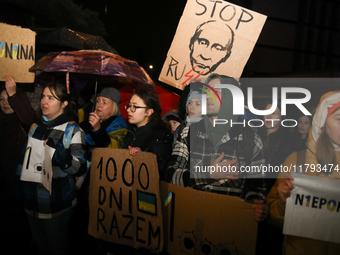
[{"xmin": 1, "ymin": 0, "xmax": 340, "ymax": 107}]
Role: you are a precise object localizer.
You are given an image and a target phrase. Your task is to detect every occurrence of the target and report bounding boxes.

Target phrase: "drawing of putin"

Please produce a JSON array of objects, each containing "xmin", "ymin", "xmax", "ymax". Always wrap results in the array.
[{"xmin": 189, "ymin": 20, "xmax": 234, "ymax": 75}]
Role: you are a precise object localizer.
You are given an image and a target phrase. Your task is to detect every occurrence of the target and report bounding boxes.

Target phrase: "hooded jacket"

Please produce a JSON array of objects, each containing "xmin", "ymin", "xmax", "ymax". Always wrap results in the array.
[{"xmin": 267, "ymin": 91, "xmax": 340, "ymax": 255}]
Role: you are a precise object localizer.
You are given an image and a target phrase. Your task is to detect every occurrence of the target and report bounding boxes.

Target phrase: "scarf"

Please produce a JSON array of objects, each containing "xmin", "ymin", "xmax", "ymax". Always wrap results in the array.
[{"xmin": 203, "ymin": 74, "xmax": 240, "ymax": 146}]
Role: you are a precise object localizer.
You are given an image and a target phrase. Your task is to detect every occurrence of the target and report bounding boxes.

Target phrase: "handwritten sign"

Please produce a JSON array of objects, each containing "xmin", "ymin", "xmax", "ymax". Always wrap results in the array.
[
  {"xmin": 159, "ymin": 0, "xmax": 267, "ymax": 90},
  {"xmin": 20, "ymin": 137, "xmax": 54, "ymax": 195},
  {"xmin": 283, "ymin": 172, "xmax": 340, "ymax": 244},
  {"xmin": 88, "ymin": 148, "xmax": 163, "ymax": 252},
  {"xmin": 0, "ymin": 23, "xmax": 35, "ymax": 83},
  {"xmin": 161, "ymin": 182, "xmax": 258, "ymax": 255}
]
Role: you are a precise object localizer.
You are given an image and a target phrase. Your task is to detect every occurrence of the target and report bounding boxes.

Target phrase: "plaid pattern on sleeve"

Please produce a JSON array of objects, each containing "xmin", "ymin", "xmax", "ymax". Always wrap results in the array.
[{"xmin": 165, "ymin": 123, "xmax": 267, "ymax": 200}]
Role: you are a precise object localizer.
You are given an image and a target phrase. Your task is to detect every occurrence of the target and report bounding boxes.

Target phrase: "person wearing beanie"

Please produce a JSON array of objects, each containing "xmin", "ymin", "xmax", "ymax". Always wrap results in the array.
[
  {"xmin": 78, "ymin": 87, "xmax": 127, "ymax": 189},
  {"xmin": 163, "ymin": 109, "xmax": 182, "ymax": 134},
  {"xmin": 186, "ymin": 89, "xmax": 203, "ymax": 124},
  {"xmin": 163, "ymin": 109, "xmax": 185, "ymax": 149},
  {"xmin": 267, "ymin": 91, "xmax": 340, "ymax": 255}
]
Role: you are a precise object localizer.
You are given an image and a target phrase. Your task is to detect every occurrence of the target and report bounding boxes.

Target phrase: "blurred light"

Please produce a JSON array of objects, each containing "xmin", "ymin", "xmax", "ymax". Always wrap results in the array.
[
  {"xmin": 105, "ymin": 5, "xmax": 108, "ymax": 15},
  {"xmin": 149, "ymin": 65, "xmax": 153, "ymax": 69}
]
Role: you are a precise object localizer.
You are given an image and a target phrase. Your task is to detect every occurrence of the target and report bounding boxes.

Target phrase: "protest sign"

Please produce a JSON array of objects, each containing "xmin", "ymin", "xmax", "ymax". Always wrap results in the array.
[
  {"xmin": 0, "ymin": 23, "xmax": 35, "ymax": 83},
  {"xmin": 159, "ymin": 0, "xmax": 267, "ymax": 90},
  {"xmin": 88, "ymin": 148, "xmax": 163, "ymax": 252},
  {"xmin": 161, "ymin": 182, "xmax": 258, "ymax": 255},
  {"xmin": 20, "ymin": 137, "xmax": 54, "ymax": 194},
  {"xmin": 283, "ymin": 172, "xmax": 340, "ymax": 244}
]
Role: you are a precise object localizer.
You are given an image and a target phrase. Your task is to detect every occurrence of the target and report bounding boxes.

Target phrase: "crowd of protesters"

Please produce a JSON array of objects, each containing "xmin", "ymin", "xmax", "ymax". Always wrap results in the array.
[{"xmin": 1, "ymin": 72, "xmax": 339, "ymax": 255}]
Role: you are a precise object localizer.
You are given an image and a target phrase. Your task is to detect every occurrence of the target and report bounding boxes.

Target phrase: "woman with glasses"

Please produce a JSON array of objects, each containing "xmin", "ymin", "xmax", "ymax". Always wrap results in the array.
[{"xmin": 122, "ymin": 88, "xmax": 173, "ymax": 180}]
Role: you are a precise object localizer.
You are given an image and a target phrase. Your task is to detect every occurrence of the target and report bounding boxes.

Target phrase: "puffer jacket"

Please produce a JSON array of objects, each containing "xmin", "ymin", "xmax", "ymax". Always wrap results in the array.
[{"xmin": 267, "ymin": 91, "xmax": 340, "ymax": 255}]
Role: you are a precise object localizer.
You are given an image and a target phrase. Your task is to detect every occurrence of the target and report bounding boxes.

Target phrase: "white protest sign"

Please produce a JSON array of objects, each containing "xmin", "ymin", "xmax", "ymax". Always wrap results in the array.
[
  {"xmin": 159, "ymin": 0, "xmax": 267, "ymax": 90},
  {"xmin": 21, "ymin": 137, "xmax": 54, "ymax": 194},
  {"xmin": 283, "ymin": 172, "xmax": 340, "ymax": 244}
]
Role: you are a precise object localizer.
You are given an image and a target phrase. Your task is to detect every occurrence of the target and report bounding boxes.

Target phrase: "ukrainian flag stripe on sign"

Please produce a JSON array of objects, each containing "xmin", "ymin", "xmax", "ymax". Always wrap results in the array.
[{"xmin": 137, "ymin": 191, "xmax": 156, "ymax": 215}]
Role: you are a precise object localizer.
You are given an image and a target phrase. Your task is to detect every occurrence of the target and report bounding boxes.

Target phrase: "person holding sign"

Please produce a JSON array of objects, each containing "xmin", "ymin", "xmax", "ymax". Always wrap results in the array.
[
  {"xmin": 165, "ymin": 74, "xmax": 268, "ymax": 221},
  {"xmin": 0, "ymin": 75, "xmax": 36, "ymax": 252},
  {"xmin": 18, "ymin": 79, "xmax": 87, "ymax": 255},
  {"xmin": 267, "ymin": 91, "xmax": 340, "ymax": 254},
  {"xmin": 123, "ymin": 88, "xmax": 173, "ymax": 179}
]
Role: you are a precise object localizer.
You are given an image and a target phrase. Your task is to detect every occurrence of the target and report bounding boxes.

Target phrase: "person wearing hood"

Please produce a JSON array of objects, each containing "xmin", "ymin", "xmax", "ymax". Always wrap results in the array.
[
  {"xmin": 266, "ymin": 91, "xmax": 340, "ymax": 254},
  {"xmin": 165, "ymin": 74, "xmax": 268, "ymax": 222},
  {"xmin": 18, "ymin": 79, "xmax": 87, "ymax": 255}
]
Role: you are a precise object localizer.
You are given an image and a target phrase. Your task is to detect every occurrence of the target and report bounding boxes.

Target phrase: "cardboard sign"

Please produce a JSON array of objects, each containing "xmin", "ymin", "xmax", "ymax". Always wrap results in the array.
[
  {"xmin": 283, "ymin": 172, "xmax": 340, "ymax": 244},
  {"xmin": 159, "ymin": 0, "xmax": 267, "ymax": 90},
  {"xmin": 161, "ymin": 182, "xmax": 258, "ymax": 255},
  {"xmin": 88, "ymin": 148, "xmax": 163, "ymax": 252},
  {"xmin": 0, "ymin": 23, "xmax": 35, "ymax": 83}
]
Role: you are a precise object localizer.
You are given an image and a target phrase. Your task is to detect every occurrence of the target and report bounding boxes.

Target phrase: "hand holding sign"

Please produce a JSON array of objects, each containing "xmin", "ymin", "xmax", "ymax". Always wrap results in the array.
[
  {"xmin": 252, "ymin": 199, "xmax": 269, "ymax": 222},
  {"xmin": 128, "ymin": 145, "xmax": 141, "ymax": 156},
  {"xmin": 277, "ymin": 174, "xmax": 294, "ymax": 208},
  {"xmin": 4, "ymin": 75, "xmax": 17, "ymax": 96}
]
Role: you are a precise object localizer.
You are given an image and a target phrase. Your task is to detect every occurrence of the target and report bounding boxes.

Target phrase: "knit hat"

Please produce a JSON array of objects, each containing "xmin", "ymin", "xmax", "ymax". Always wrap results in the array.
[
  {"xmin": 97, "ymin": 87, "xmax": 121, "ymax": 104},
  {"xmin": 163, "ymin": 110, "xmax": 182, "ymax": 124}
]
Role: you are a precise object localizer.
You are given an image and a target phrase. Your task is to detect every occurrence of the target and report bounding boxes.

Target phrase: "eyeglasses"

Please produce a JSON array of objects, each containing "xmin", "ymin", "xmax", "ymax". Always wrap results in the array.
[{"xmin": 124, "ymin": 104, "xmax": 148, "ymax": 112}]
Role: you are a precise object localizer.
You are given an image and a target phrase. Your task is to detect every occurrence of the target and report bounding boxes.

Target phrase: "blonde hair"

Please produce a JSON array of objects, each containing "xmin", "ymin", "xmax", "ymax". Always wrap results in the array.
[
  {"xmin": 316, "ymin": 128, "xmax": 336, "ymax": 166},
  {"xmin": 111, "ymin": 101, "xmax": 119, "ymax": 116}
]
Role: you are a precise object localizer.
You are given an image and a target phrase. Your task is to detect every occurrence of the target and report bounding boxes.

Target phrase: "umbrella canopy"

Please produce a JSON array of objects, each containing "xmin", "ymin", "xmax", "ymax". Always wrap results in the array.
[{"xmin": 29, "ymin": 50, "xmax": 154, "ymax": 88}]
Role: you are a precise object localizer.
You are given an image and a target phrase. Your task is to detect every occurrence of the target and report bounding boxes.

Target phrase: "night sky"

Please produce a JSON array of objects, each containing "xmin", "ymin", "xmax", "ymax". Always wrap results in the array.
[{"xmin": 74, "ymin": 0, "xmax": 187, "ymax": 85}]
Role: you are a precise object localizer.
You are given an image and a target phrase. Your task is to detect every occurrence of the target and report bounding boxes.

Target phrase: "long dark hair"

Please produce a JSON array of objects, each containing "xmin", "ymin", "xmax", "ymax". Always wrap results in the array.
[{"xmin": 131, "ymin": 88, "xmax": 162, "ymax": 125}]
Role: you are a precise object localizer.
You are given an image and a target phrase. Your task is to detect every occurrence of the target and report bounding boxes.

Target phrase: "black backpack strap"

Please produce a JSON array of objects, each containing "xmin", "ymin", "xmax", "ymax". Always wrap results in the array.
[{"xmin": 296, "ymin": 149, "xmax": 307, "ymax": 173}]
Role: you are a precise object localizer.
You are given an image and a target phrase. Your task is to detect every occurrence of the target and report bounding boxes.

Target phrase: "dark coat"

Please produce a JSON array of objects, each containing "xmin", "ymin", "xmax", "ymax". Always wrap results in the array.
[
  {"xmin": 122, "ymin": 122, "xmax": 173, "ymax": 180},
  {"xmin": 0, "ymin": 89, "xmax": 36, "ymax": 210}
]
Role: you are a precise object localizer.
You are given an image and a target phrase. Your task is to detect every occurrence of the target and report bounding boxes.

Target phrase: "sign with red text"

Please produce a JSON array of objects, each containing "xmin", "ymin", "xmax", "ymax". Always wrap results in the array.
[
  {"xmin": 159, "ymin": 0, "xmax": 267, "ymax": 90},
  {"xmin": 284, "ymin": 172, "xmax": 340, "ymax": 244},
  {"xmin": 161, "ymin": 182, "xmax": 258, "ymax": 255},
  {"xmin": 0, "ymin": 23, "xmax": 35, "ymax": 82},
  {"xmin": 88, "ymin": 148, "xmax": 163, "ymax": 252}
]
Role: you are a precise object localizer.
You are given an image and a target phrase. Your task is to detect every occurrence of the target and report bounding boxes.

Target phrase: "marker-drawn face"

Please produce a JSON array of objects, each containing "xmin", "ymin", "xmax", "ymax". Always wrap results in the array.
[{"xmin": 189, "ymin": 21, "xmax": 234, "ymax": 75}]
